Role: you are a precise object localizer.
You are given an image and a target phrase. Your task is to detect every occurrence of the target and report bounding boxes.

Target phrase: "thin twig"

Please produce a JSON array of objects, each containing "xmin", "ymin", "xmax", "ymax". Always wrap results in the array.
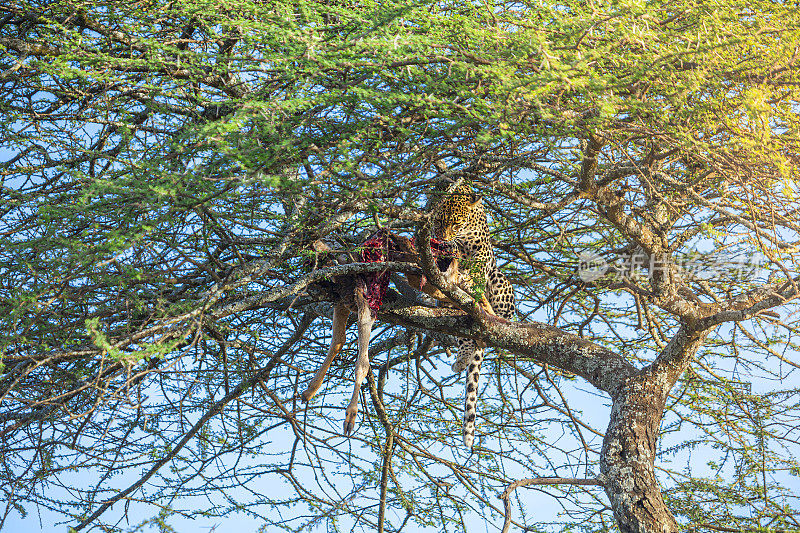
[{"xmin": 499, "ymin": 476, "xmax": 605, "ymax": 533}]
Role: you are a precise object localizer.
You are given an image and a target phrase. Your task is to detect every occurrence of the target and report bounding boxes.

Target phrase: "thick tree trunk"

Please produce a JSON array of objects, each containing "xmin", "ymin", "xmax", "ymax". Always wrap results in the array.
[
  {"xmin": 599, "ymin": 328, "xmax": 709, "ymax": 532},
  {"xmin": 601, "ymin": 372, "xmax": 678, "ymax": 533}
]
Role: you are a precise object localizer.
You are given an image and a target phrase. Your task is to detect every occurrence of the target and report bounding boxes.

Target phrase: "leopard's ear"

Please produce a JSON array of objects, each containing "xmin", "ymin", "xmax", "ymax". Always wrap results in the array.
[{"xmin": 459, "ymin": 183, "xmax": 479, "ymax": 204}]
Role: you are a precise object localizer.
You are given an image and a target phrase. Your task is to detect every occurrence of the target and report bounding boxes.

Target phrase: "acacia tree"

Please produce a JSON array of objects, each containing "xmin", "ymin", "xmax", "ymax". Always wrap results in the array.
[{"xmin": 1, "ymin": 1, "xmax": 799, "ymax": 532}]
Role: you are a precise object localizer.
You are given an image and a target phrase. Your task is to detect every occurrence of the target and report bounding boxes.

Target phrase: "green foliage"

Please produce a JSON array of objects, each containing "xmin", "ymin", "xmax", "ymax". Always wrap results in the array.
[{"xmin": 1, "ymin": 0, "xmax": 799, "ymax": 532}]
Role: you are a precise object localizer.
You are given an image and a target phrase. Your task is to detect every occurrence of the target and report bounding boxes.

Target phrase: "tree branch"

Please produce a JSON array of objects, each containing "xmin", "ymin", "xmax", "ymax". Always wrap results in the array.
[
  {"xmin": 71, "ymin": 314, "xmax": 313, "ymax": 531},
  {"xmin": 379, "ymin": 295, "xmax": 636, "ymax": 396},
  {"xmin": 499, "ymin": 476, "xmax": 605, "ymax": 533}
]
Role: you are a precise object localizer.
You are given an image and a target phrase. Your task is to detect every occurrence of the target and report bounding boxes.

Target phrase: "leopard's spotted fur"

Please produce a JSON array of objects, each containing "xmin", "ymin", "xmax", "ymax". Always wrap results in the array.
[{"xmin": 430, "ymin": 182, "xmax": 516, "ymax": 449}]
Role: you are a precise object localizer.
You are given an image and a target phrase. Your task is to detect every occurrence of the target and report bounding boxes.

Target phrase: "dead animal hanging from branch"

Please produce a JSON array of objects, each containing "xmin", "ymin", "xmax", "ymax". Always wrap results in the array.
[{"xmin": 301, "ymin": 229, "xmax": 463, "ymax": 435}]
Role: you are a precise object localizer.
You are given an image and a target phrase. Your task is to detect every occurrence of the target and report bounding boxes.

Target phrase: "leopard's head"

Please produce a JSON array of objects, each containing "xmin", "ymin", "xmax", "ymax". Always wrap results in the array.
[{"xmin": 431, "ymin": 183, "xmax": 482, "ymax": 240}]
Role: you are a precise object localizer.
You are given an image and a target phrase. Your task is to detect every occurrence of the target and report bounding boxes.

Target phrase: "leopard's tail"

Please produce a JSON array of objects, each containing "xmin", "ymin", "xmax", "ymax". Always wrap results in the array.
[{"xmin": 462, "ymin": 345, "xmax": 484, "ymax": 449}]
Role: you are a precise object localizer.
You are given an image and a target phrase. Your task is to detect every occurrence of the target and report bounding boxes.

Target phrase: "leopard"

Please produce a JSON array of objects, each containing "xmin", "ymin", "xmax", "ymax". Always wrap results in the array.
[{"xmin": 429, "ymin": 181, "xmax": 516, "ymax": 449}]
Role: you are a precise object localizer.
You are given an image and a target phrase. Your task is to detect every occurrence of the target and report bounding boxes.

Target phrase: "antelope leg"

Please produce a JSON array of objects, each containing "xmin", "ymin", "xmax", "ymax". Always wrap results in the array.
[
  {"xmin": 302, "ymin": 305, "xmax": 349, "ymax": 402},
  {"xmin": 344, "ymin": 288, "xmax": 375, "ymax": 435}
]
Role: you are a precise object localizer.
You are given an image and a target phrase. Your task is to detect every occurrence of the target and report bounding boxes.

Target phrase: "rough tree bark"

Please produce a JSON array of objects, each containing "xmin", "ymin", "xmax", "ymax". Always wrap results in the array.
[{"xmin": 602, "ymin": 371, "xmax": 678, "ymax": 533}]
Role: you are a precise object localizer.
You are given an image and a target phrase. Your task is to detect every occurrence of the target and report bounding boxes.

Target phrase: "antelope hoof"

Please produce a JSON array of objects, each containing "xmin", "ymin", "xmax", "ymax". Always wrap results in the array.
[
  {"xmin": 301, "ymin": 385, "xmax": 318, "ymax": 403},
  {"xmin": 344, "ymin": 410, "xmax": 357, "ymax": 435}
]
